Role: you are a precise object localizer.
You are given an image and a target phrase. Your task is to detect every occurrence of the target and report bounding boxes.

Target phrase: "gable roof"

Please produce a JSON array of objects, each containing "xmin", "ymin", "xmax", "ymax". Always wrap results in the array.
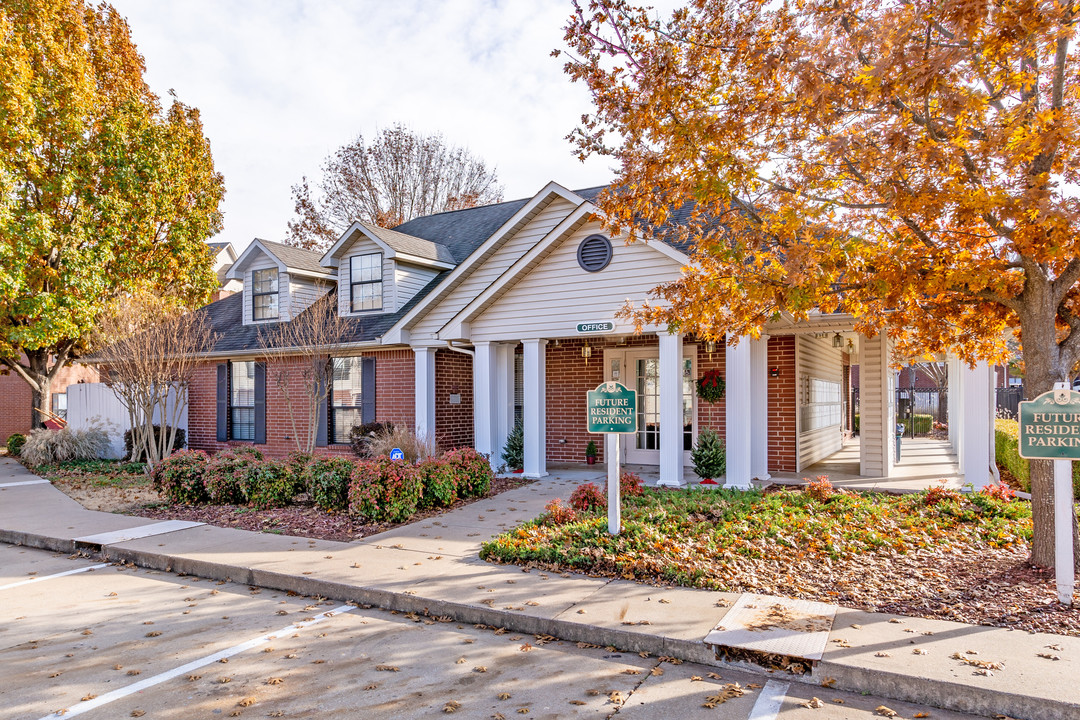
[
  {"xmin": 226, "ymin": 238, "xmax": 334, "ymax": 281},
  {"xmin": 321, "ymin": 222, "xmax": 456, "ymax": 270}
]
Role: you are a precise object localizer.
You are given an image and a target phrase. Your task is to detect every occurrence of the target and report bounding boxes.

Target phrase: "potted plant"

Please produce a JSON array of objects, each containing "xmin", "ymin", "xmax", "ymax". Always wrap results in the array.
[
  {"xmin": 690, "ymin": 428, "xmax": 726, "ymax": 484},
  {"xmin": 585, "ymin": 439, "xmax": 598, "ymax": 465}
]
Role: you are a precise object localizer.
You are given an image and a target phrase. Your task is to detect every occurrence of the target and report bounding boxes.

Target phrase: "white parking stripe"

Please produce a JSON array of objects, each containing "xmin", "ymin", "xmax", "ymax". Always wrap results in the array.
[
  {"xmin": 0, "ymin": 479, "xmax": 50, "ymax": 488},
  {"xmin": 747, "ymin": 680, "xmax": 789, "ymax": 720},
  {"xmin": 74, "ymin": 519, "xmax": 204, "ymax": 545},
  {"xmin": 37, "ymin": 604, "xmax": 355, "ymax": 719},
  {"xmin": 0, "ymin": 563, "xmax": 110, "ymax": 591}
]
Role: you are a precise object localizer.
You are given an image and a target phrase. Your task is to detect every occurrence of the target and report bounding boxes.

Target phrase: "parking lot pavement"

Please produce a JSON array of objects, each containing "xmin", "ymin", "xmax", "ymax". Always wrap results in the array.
[{"xmin": 1, "ymin": 544, "xmax": 980, "ymax": 720}]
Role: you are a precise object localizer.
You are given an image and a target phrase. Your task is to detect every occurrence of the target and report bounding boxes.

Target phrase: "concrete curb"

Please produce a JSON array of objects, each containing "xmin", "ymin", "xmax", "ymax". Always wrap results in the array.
[{"xmin": 3, "ymin": 526, "xmax": 1075, "ymax": 720}]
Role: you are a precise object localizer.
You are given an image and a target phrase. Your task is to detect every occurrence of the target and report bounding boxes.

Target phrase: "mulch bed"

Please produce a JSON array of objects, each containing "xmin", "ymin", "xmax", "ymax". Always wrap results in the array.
[{"xmin": 133, "ymin": 474, "xmax": 535, "ymax": 543}]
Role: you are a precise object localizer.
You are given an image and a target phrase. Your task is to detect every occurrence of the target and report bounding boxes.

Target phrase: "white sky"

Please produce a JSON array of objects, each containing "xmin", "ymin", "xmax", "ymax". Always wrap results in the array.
[{"xmin": 107, "ymin": 0, "xmax": 624, "ymax": 253}]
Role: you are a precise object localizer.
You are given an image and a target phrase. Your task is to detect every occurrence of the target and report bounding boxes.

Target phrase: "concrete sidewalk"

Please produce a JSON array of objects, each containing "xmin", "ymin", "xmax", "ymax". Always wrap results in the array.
[{"xmin": 0, "ymin": 457, "xmax": 1076, "ymax": 719}]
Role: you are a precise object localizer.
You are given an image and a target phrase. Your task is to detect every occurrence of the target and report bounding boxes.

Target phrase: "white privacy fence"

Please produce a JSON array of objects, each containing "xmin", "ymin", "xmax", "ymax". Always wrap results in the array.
[{"xmin": 66, "ymin": 383, "xmax": 188, "ymax": 459}]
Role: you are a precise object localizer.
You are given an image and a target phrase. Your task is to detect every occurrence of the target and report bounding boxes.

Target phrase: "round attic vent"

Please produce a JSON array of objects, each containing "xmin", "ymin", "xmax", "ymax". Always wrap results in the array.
[{"xmin": 577, "ymin": 234, "xmax": 613, "ymax": 272}]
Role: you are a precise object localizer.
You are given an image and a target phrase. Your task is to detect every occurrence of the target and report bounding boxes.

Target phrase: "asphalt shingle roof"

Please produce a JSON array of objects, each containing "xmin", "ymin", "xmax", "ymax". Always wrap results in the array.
[
  {"xmin": 257, "ymin": 239, "xmax": 330, "ymax": 275},
  {"xmin": 357, "ymin": 223, "xmax": 456, "ymax": 265}
]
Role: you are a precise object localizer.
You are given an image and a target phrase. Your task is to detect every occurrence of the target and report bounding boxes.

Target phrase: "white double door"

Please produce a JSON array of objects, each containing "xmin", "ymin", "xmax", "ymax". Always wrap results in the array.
[{"xmin": 603, "ymin": 347, "xmax": 696, "ymax": 465}]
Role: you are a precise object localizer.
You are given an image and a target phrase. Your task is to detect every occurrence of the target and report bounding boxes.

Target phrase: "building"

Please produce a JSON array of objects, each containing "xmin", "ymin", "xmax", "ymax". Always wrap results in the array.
[
  {"xmin": 0, "ymin": 359, "xmax": 99, "ymax": 442},
  {"xmin": 182, "ymin": 182, "xmax": 996, "ymax": 488}
]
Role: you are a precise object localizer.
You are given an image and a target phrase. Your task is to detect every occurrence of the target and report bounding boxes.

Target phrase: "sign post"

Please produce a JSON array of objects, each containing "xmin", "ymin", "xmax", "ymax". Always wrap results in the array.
[
  {"xmin": 587, "ymin": 381, "xmax": 637, "ymax": 535},
  {"xmin": 1018, "ymin": 382, "xmax": 1078, "ymax": 605}
]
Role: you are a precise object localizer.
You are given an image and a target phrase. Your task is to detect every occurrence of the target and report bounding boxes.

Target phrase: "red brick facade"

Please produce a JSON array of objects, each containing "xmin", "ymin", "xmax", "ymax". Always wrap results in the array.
[
  {"xmin": 434, "ymin": 349, "xmax": 474, "ymax": 451},
  {"xmin": 0, "ymin": 360, "xmax": 99, "ymax": 442},
  {"xmin": 767, "ymin": 335, "xmax": 798, "ymax": 472}
]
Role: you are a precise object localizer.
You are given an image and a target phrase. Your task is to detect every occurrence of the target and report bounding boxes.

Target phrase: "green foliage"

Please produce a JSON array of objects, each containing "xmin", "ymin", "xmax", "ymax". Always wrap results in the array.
[
  {"xmin": 282, "ymin": 451, "xmax": 312, "ymax": 496},
  {"xmin": 443, "ymin": 446, "xmax": 493, "ymax": 497},
  {"xmin": 570, "ymin": 482, "xmax": 606, "ymax": 511},
  {"xmin": 690, "ymin": 428, "xmax": 726, "ymax": 479},
  {"xmin": 481, "ymin": 485, "xmax": 1033, "ymax": 591},
  {"xmin": 123, "ymin": 425, "xmax": 186, "ymax": 462},
  {"xmin": 995, "ymin": 418, "xmax": 1080, "ymax": 499},
  {"xmin": 418, "ymin": 458, "xmax": 458, "ymax": 509},
  {"xmin": 501, "ymin": 421, "xmax": 524, "ymax": 471},
  {"xmin": 150, "ymin": 449, "xmax": 209, "ymax": 504},
  {"xmin": 0, "ymin": 1, "xmax": 224, "ymax": 404},
  {"xmin": 348, "ymin": 457, "xmax": 423, "ymax": 523},
  {"xmin": 585, "ymin": 439, "xmax": 598, "ymax": 458},
  {"xmin": 696, "ymin": 368, "xmax": 725, "ymax": 403},
  {"xmin": 6, "ymin": 433, "xmax": 25, "ymax": 456},
  {"xmin": 349, "ymin": 421, "xmax": 394, "ymax": 458},
  {"xmin": 898, "ymin": 414, "xmax": 934, "ymax": 435},
  {"xmin": 306, "ymin": 456, "xmax": 355, "ymax": 512},
  {"xmin": 203, "ymin": 447, "xmax": 262, "ymax": 505},
  {"xmin": 21, "ymin": 423, "xmax": 110, "ymax": 465},
  {"xmin": 853, "ymin": 414, "xmax": 860, "ymax": 433},
  {"xmin": 242, "ymin": 460, "xmax": 295, "ymax": 510}
]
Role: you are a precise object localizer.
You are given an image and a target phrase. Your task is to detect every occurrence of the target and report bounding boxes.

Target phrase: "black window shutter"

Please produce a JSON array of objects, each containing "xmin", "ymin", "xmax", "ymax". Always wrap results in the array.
[
  {"xmin": 361, "ymin": 357, "xmax": 376, "ymax": 425},
  {"xmin": 254, "ymin": 361, "xmax": 266, "ymax": 444},
  {"xmin": 316, "ymin": 368, "xmax": 328, "ymax": 447},
  {"xmin": 216, "ymin": 363, "xmax": 229, "ymax": 441}
]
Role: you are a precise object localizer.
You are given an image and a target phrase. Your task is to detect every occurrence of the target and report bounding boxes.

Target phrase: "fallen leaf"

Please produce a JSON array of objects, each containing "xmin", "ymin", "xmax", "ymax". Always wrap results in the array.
[
  {"xmin": 131, "ymin": 712, "xmax": 145, "ymax": 718},
  {"xmin": 801, "ymin": 697, "xmax": 824, "ymax": 709},
  {"xmin": 876, "ymin": 706, "xmax": 898, "ymax": 717},
  {"xmin": 474, "ymin": 666, "xmax": 487, "ymax": 673},
  {"xmin": 443, "ymin": 700, "xmax": 461, "ymax": 713},
  {"xmin": 497, "ymin": 693, "xmax": 511, "ymax": 700},
  {"xmin": 266, "ymin": 677, "xmax": 283, "ymax": 685},
  {"xmin": 376, "ymin": 665, "xmax": 400, "ymax": 672},
  {"xmin": 237, "ymin": 698, "xmax": 256, "ymax": 707}
]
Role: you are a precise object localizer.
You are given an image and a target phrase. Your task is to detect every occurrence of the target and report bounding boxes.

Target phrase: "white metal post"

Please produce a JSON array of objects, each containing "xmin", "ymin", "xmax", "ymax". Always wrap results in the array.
[
  {"xmin": 1054, "ymin": 458, "xmax": 1075, "ymax": 605},
  {"xmin": 607, "ymin": 432, "xmax": 621, "ymax": 534}
]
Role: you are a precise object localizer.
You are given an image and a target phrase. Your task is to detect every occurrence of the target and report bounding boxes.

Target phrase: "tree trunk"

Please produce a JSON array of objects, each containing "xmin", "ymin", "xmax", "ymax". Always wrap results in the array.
[
  {"xmin": 1018, "ymin": 305, "xmax": 1080, "ymax": 569},
  {"xmin": 25, "ymin": 350, "xmax": 53, "ymax": 429}
]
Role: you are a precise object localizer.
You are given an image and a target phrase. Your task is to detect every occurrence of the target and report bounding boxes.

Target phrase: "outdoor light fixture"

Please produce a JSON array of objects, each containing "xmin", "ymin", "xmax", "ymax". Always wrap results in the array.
[
  {"xmin": 582, "ymin": 341, "xmax": 592, "ymax": 359},
  {"xmin": 553, "ymin": 338, "xmax": 560, "ymax": 347},
  {"xmin": 705, "ymin": 339, "xmax": 716, "ymax": 354},
  {"xmin": 832, "ymin": 333, "xmax": 843, "ymax": 348}
]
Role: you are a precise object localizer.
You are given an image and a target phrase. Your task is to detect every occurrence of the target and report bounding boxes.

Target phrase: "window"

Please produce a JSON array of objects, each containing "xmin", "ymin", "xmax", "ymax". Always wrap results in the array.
[
  {"xmin": 252, "ymin": 268, "xmax": 279, "ymax": 320},
  {"xmin": 350, "ymin": 253, "xmax": 382, "ymax": 312},
  {"xmin": 331, "ymin": 357, "xmax": 364, "ymax": 444},
  {"xmin": 800, "ymin": 376, "xmax": 842, "ymax": 432},
  {"xmin": 51, "ymin": 392, "xmax": 67, "ymax": 420},
  {"xmin": 231, "ymin": 361, "xmax": 256, "ymax": 441}
]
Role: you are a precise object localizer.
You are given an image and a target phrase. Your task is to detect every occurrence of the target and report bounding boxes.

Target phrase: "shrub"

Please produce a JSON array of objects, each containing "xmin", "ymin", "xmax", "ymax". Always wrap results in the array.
[
  {"xmin": 419, "ymin": 458, "xmax": 458, "ymax": 509},
  {"xmin": 21, "ymin": 422, "xmax": 110, "ymax": 466},
  {"xmin": 349, "ymin": 457, "xmax": 424, "ymax": 523},
  {"xmin": 806, "ymin": 475, "xmax": 834, "ymax": 501},
  {"xmin": 996, "ymin": 418, "xmax": 1080, "ymax": 499},
  {"xmin": 6, "ymin": 433, "xmax": 25, "ymax": 456},
  {"xmin": 501, "ymin": 422, "xmax": 524, "ymax": 471},
  {"xmin": 924, "ymin": 484, "xmax": 962, "ymax": 506},
  {"xmin": 204, "ymin": 447, "xmax": 262, "ymax": 505},
  {"xmin": 690, "ymin": 428, "xmax": 726, "ymax": 480},
  {"xmin": 283, "ymin": 451, "xmax": 312, "ymax": 496},
  {"xmin": 150, "ymin": 449, "xmax": 209, "ymax": 504},
  {"xmin": 242, "ymin": 460, "xmax": 295, "ymax": 510},
  {"xmin": 349, "ymin": 421, "xmax": 395, "ymax": 458},
  {"xmin": 306, "ymin": 456, "xmax": 355, "ymax": 512},
  {"xmin": 898, "ymin": 414, "xmax": 934, "ymax": 435},
  {"xmin": 543, "ymin": 498, "xmax": 577, "ymax": 525},
  {"xmin": 443, "ymin": 447, "xmax": 493, "ymax": 497},
  {"xmin": 585, "ymin": 439, "xmax": 598, "ymax": 459},
  {"xmin": 617, "ymin": 470, "xmax": 645, "ymax": 497},
  {"xmin": 981, "ymin": 482, "xmax": 1017, "ymax": 502},
  {"xmin": 123, "ymin": 425, "xmax": 186, "ymax": 462},
  {"xmin": 570, "ymin": 482, "xmax": 606, "ymax": 511},
  {"xmin": 365, "ymin": 423, "xmax": 436, "ymax": 463}
]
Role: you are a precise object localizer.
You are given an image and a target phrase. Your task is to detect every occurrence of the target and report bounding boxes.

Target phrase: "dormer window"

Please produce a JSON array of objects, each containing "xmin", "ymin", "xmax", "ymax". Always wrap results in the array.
[
  {"xmin": 351, "ymin": 253, "xmax": 383, "ymax": 312},
  {"xmin": 252, "ymin": 269, "xmax": 279, "ymax": 320}
]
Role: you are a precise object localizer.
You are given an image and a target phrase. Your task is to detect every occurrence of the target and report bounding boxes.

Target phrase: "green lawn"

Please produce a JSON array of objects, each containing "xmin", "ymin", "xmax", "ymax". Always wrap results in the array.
[
  {"xmin": 39, "ymin": 458, "xmax": 150, "ymax": 489},
  {"xmin": 480, "ymin": 484, "xmax": 1031, "ymax": 592}
]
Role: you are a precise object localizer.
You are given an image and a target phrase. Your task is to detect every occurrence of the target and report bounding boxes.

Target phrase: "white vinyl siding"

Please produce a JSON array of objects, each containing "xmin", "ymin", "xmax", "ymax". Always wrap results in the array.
[
  {"xmin": 796, "ymin": 335, "xmax": 844, "ymax": 470},
  {"xmin": 395, "ymin": 262, "xmax": 439, "ymax": 308},
  {"xmin": 289, "ymin": 277, "xmax": 331, "ymax": 318},
  {"xmin": 858, "ymin": 333, "xmax": 893, "ymax": 477},
  {"xmin": 469, "ymin": 221, "xmax": 684, "ymax": 342},
  {"xmin": 339, "ymin": 238, "xmax": 394, "ymax": 314},
  {"xmin": 409, "ymin": 198, "xmax": 576, "ymax": 340},
  {"xmin": 243, "ymin": 252, "xmax": 288, "ymax": 325}
]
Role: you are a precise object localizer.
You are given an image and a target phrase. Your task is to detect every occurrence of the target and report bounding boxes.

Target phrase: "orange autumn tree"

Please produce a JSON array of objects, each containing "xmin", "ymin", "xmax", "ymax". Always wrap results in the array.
[{"xmin": 562, "ymin": 0, "xmax": 1079, "ymax": 567}]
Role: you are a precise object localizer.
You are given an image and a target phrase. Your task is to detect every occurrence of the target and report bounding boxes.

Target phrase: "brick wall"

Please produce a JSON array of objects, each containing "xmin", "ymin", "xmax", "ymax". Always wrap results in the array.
[
  {"xmin": 0, "ymin": 360, "xmax": 99, "ymax": 442},
  {"xmin": 188, "ymin": 350, "xmax": 414, "ymax": 460},
  {"xmin": 767, "ymin": 335, "xmax": 797, "ymax": 472},
  {"xmin": 434, "ymin": 349, "xmax": 473, "ymax": 450}
]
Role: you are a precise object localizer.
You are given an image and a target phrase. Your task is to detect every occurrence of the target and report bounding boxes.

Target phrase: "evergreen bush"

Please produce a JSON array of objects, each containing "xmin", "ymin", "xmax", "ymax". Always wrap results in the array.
[
  {"xmin": 501, "ymin": 422, "xmax": 524, "ymax": 471},
  {"xmin": 418, "ymin": 458, "xmax": 458, "ymax": 509},
  {"xmin": 306, "ymin": 456, "xmax": 355, "ymax": 512},
  {"xmin": 242, "ymin": 459, "xmax": 295, "ymax": 510},
  {"xmin": 690, "ymin": 428, "xmax": 726, "ymax": 480},
  {"xmin": 150, "ymin": 449, "xmax": 209, "ymax": 504},
  {"xmin": 443, "ymin": 446, "xmax": 493, "ymax": 497},
  {"xmin": 6, "ymin": 433, "xmax": 25, "ymax": 456},
  {"xmin": 204, "ymin": 447, "xmax": 262, "ymax": 505},
  {"xmin": 349, "ymin": 457, "xmax": 423, "ymax": 523}
]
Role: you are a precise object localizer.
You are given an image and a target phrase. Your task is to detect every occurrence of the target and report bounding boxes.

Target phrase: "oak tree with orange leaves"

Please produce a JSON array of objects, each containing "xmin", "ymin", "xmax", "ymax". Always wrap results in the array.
[{"xmin": 562, "ymin": 0, "xmax": 1080, "ymax": 568}]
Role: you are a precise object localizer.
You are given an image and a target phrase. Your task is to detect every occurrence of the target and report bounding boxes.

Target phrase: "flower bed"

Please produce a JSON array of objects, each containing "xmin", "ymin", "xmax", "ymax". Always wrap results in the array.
[{"xmin": 477, "ymin": 482, "xmax": 1079, "ymax": 635}]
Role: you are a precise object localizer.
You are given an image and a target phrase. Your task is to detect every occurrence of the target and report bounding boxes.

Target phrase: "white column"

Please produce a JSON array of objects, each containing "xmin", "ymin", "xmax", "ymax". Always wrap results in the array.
[
  {"xmin": 494, "ymin": 343, "xmax": 516, "ymax": 463},
  {"xmin": 947, "ymin": 355, "xmax": 961, "ymax": 452},
  {"xmin": 473, "ymin": 342, "xmax": 497, "ymax": 464},
  {"xmin": 959, "ymin": 360, "xmax": 993, "ymax": 489},
  {"xmin": 858, "ymin": 333, "xmax": 891, "ymax": 477},
  {"xmin": 522, "ymin": 339, "xmax": 547, "ymax": 478},
  {"xmin": 414, "ymin": 347, "xmax": 437, "ymax": 442},
  {"xmin": 658, "ymin": 331, "xmax": 684, "ymax": 487},
  {"xmin": 750, "ymin": 335, "xmax": 770, "ymax": 481},
  {"xmin": 726, "ymin": 338, "xmax": 753, "ymax": 489}
]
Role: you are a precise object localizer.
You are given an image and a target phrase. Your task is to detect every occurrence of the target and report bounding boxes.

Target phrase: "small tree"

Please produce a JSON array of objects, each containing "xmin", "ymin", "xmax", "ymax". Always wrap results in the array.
[
  {"xmin": 501, "ymin": 422, "xmax": 525, "ymax": 471},
  {"xmin": 257, "ymin": 293, "xmax": 348, "ymax": 454},
  {"xmin": 287, "ymin": 123, "xmax": 504, "ymax": 249},
  {"xmin": 96, "ymin": 295, "xmax": 216, "ymax": 470},
  {"xmin": 690, "ymin": 429, "xmax": 726, "ymax": 481}
]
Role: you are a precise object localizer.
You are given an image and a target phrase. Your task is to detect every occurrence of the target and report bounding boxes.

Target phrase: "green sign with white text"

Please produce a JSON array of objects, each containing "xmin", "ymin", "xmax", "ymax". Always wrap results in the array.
[
  {"xmin": 577, "ymin": 321, "xmax": 615, "ymax": 333},
  {"xmin": 587, "ymin": 381, "xmax": 637, "ymax": 434},
  {"xmin": 1019, "ymin": 389, "xmax": 1080, "ymax": 460}
]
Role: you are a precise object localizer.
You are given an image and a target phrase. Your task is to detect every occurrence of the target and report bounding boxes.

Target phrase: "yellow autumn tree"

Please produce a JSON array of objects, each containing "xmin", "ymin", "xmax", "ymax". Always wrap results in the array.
[{"xmin": 562, "ymin": 0, "xmax": 1078, "ymax": 567}]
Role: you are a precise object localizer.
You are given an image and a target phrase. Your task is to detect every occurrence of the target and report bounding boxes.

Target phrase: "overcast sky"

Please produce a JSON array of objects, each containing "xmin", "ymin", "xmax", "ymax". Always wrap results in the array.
[{"xmin": 107, "ymin": 0, "xmax": 626, "ymax": 253}]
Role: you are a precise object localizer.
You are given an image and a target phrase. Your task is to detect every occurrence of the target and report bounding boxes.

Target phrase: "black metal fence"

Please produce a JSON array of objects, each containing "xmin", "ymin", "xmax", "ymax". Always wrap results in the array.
[
  {"xmin": 996, "ymin": 386, "xmax": 1024, "ymax": 418},
  {"xmin": 851, "ymin": 387, "xmax": 948, "ymax": 437}
]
